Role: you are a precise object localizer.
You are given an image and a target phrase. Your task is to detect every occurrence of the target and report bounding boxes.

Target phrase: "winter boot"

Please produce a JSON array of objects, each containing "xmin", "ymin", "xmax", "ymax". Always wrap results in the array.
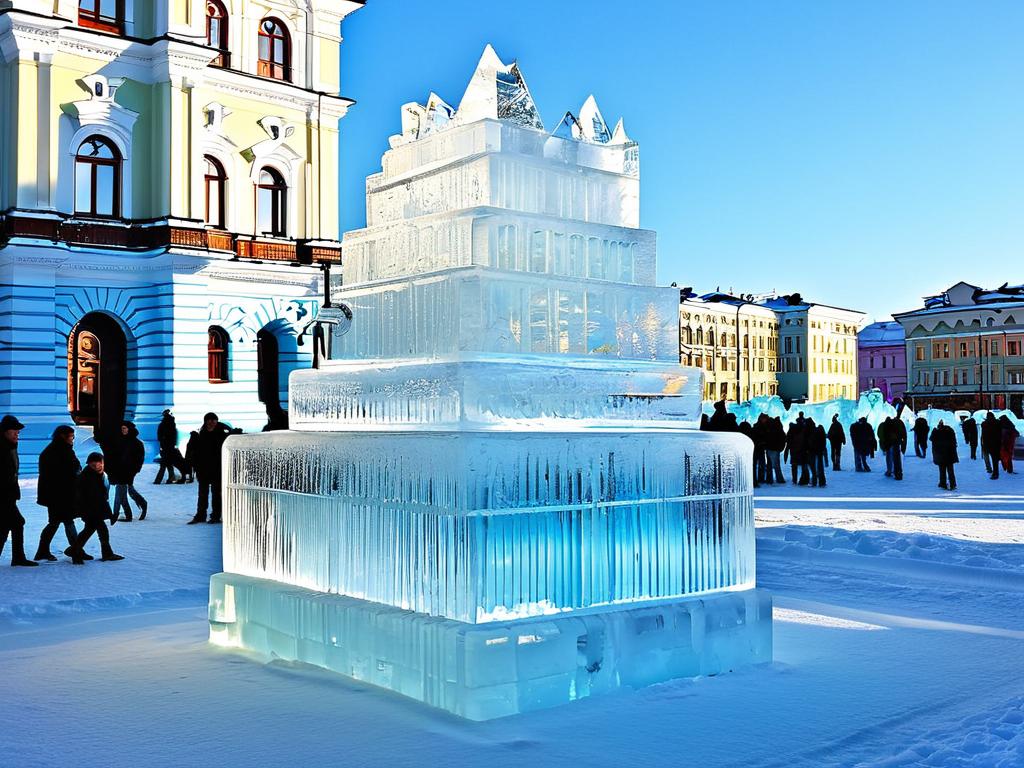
[
  {"xmin": 33, "ymin": 548, "xmax": 58, "ymax": 562},
  {"xmin": 100, "ymin": 545, "xmax": 124, "ymax": 562},
  {"xmin": 65, "ymin": 546, "xmax": 93, "ymax": 560},
  {"xmin": 139, "ymin": 500, "xmax": 148, "ymax": 521},
  {"xmin": 187, "ymin": 514, "xmax": 207, "ymax": 525}
]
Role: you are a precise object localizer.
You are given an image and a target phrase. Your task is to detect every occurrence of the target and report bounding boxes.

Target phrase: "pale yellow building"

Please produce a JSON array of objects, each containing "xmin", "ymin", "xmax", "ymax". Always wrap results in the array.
[
  {"xmin": 0, "ymin": 0, "xmax": 362, "ymax": 463},
  {"xmin": 767, "ymin": 295, "xmax": 863, "ymax": 402},
  {"xmin": 680, "ymin": 292, "xmax": 779, "ymax": 402}
]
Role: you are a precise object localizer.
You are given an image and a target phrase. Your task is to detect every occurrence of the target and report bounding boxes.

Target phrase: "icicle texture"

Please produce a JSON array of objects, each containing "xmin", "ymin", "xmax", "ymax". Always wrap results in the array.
[{"xmin": 222, "ymin": 431, "xmax": 753, "ymax": 624}]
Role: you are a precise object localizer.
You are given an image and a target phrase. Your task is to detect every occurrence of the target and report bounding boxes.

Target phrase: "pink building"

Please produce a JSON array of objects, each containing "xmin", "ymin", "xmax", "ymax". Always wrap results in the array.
[{"xmin": 858, "ymin": 321, "xmax": 906, "ymax": 402}]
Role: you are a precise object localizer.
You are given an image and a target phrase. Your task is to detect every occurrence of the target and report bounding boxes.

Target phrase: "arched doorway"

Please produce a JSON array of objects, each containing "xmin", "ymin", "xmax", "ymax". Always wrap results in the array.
[
  {"xmin": 68, "ymin": 312, "xmax": 128, "ymax": 440},
  {"xmin": 256, "ymin": 327, "xmax": 286, "ymax": 428}
]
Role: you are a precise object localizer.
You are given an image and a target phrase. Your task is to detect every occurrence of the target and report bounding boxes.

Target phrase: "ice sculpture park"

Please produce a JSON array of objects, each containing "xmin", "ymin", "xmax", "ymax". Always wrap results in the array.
[{"xmin": 208, "ymin": 46, "xmax": 772, "ymax": 720}]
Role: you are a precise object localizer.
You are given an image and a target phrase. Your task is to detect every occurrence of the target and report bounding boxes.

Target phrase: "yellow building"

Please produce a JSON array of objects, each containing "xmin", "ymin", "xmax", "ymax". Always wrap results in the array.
[
  {"xmin": 768, "ymin": 294, "xmax": 863, "ymax": 402},
  {"xmin": 0, "ymin": 0, "xmax": 362, "ymax": 463},
  {"xmin": 680, "ymin": 292, "xmax": 779, "ymax": 402}
]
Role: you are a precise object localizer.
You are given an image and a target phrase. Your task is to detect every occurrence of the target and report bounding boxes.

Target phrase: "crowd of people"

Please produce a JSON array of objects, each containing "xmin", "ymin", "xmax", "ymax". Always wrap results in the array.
[
  {"xmin": 701, "ymin": 400, "xmax": 1020, "ymax": 491},
  {"xmin": 0, "ymin": 411, "xmax": 239, "ymax": 567}
]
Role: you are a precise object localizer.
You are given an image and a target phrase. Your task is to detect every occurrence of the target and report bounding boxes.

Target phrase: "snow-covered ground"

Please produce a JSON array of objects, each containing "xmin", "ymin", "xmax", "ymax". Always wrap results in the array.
[{"xmin": 2, "ymin": 451, "xmax": 1023, "ymax": 767}]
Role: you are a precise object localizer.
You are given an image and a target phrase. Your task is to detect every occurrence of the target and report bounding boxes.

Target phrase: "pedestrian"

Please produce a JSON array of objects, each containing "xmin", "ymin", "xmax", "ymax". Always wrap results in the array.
[
  {"xmin": 154, "ymin": 409, "xmax": 187, "ymax": 484},
  {"xmin": 894, "ymin": 417, "xmax": 909, "ymax": 459},
  {"xmin": 752, "ymin": 415, "xmax": 771, "ymax": 486},
  {"xmin": 108, "ymin": 421, "xmax": 148, "ymax": 523},
  {"xmin": 785, "ymin": 419, "xmax": 808, "ymax": 485},
  {"xmin": 765, "ymin": 417, "xmax": 787, "ymax": 484},
  {"xmin": 186, "ymin": 412, "xmax": 234, "ymax": 525},
  {"xmin": 70, "ymin": 452, "xmax": 123, "ymax": 563},
  {"xmin": 880, "ymin": 417, "xmax": 904, "ymax": 480},
  {"xmin": 34, "ymin": 426, "xmax": 83, "ymax": 562},
  {"xmin": 0, "ymin": 415, "xmax": 37, "ymax": 566},
  {"xmin": 981, "ymin": 412, "xmax": 1002, "ymax": 479},
  {"xmin": 960, "ymin": 416, "xmax": 979, "ymax": 460},
  {"xmin": 808, "ymin": 420, "xmax": 827, "ymax": 487},
  {"xmin": 851, "ymin": 417, "xmax": 876, "ymax": 472},
  {"xmin": 930, "ymin": 420, "xmax": 958, "ymax": 491},
  {"xmin": 913, "ymin": 417, "xmax": 929, "ymax": 458},
  {"xmin": 827, "ymin": 415, "xmax": 846, "ymax": 471},
  {"xmin": 999, "ymin": 415, "xmax": 1019, "ymax": 474}
]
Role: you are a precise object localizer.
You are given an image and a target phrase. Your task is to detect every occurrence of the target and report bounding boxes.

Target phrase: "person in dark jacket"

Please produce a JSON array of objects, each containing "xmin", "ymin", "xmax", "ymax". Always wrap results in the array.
[
  {"xmin": 0, "ymin": 415, "xmax": 37, "ymax": 566},
  {"xmin": 895, "ymin": 417, "xmax": 908, "ymax": 456},
  {"xmin": 827, "ymin": 415, "xmax": 846, "ymax": 471},
  {"xmin": 930, "ymin": 420, "xmax": 959, "ymax": 491},
  {"xmin": 707, "ymin": 400, "xmax": 738, "ymax": 433},
  {"xmin": 107, "ymin": 421, "xmax": 148, "ymax": 522},
  {"xmin": 999, "ymin": 415, "xmax": 1019, "ymax": 474},
  {"xmin": 34, "ymin": 426, "xmax": 83, "ymax": 561},
  {"xmin": 879, "ymin": 417, "xmax": 904, "ymax": 480},
  {"xmin": 808, "ymin": 420, "xmax": 827, "ymax": 487},
  {"xmin": 785, "ymin": 420, "xmax": 808, "ymax": 485},
  {"xmin": 960, "ymin": 416, "xmax": 979, "ymax": 461},
  {"xmin": 186, "ymin": 412, "xmax": 236, "ymax": 525},
  {"xmin": 751, "ymin": 415, "xmax": 771, "ymax": 486},
  {"xmin": 981, "ymin": 412, "xmax": 1002, "ymax": 479},
  {"xmin": 764, "ymin": 417, "xmax": 787, "ymax": 484},
  {"xmin": 850, "ymin": 417, "xmax": 877, "ymax": 472},
  {"xmin": 912, "ymin": 417, "xmax": 930, "ymax": 458},
  {"xmin": 154, "ymin": 409, "xmax": 188, "ymax": 484},
  {"xmin": 70, "ymin": 452, "xmax": 123, "ymax": 564}
]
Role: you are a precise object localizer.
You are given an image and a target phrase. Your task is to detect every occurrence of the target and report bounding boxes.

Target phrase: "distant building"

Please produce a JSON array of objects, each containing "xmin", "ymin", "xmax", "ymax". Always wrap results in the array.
[
  {"xmin": 680, "ymin": 292, "xmax": 779, "ymax": 401},
  {"xmin": 858, "ymin": 321, "xmax": 906, "ymax": 402},
  {"xmin": 893, "ymin": 281, "xmax": 1024, "ymax": 415},
  {"xmin": 762, "ymin": 294, "xmax": 864, "ymax": 403}
]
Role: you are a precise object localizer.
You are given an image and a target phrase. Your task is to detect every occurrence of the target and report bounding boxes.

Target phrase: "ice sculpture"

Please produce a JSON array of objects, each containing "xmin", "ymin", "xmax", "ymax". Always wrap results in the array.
[{"xmin": 209, "ymin": 45, "xmax": 772, "ymax": 719}]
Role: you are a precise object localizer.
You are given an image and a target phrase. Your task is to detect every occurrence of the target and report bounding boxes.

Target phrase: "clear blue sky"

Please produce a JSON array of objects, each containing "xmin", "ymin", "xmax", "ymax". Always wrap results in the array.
[{"xmin": 338, "ymin": 1, "xmax": 1024, "ymax": 321}]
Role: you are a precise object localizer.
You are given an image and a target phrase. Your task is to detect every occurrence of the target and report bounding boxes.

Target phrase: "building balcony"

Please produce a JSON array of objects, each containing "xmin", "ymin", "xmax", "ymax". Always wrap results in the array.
[{"xmin": 0, "ymin": 213, "xmax": 342, "ymax": 266}]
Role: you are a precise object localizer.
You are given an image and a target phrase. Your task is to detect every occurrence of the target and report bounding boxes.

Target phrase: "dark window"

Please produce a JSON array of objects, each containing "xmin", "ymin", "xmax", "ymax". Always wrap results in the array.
[
  {"xmin": 204, "ymin": 156, "xmax": 227, "ymax": 228},
  {"xmin": 79, "ymin": 0, "xmax": 124, "ymax": 33},
  {"xmin": 75, "ymin": 136, "xmax": 121, "ymax": 218},
  {"xmin": 256, "ymin": 167, "xmax": 287, "ymax": 236},
  {"xmin": 208, "ymin": 326, "xmax": 230, "ymax": 383},
  {"xmin": 206, "ymin": 1, "xmax": 229, "ymax": 67},
  {"xmin": 258, "ymin": 18, "xmax": 291, "ymax": 81}
]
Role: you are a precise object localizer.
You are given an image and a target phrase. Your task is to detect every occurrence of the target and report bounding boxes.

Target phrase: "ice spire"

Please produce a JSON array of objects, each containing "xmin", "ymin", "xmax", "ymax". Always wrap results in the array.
[
  {"xmin": 456, "ymin": 44, "xmax": 544, "ymax": 130},
  {"xmin": 578, "ymin": 95, "xmax": 611, "ymax": 143},
  {"xmin": 610, "ymin": 118, "xmax": 631, "ymax": 145},
  {"xmin": 551, "ymin": 110, "xmax": 583, "ymax": 141}
]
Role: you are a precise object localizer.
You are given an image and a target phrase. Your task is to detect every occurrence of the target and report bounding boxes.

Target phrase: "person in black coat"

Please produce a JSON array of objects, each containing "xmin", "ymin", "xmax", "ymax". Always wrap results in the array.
[
  {"xmin": 980, "ymin": 412, "xmax": 1002, "ymax": 479},
  {"xmin": 885, "ymin": 418, "xmax": 905, "ymax": 480},
  {"xmin": 34, "ymin": 426, "xmax": 83, "ymax": 561},
  {"xmin": 785, "ymin": 420, "xmax": 808, "ymax": 485},
  {"xmin": 107, "ymin": 421, "xmax": 148, "ymax": 522},
  {"xmin": 154, "ymin": 410, "xmax": 188, "ymax": 484},
  {"xmin": 850, "ymin": 417, "xmax": 877, "ymax": 472},
  {"xmin": 912, "ymin": 417, "xmax": 930, "ymax": 458},
  {"xmin": 827, "ymin": 415, "xmax": 846, "ymax": 471},
  {"xmin": 960, "ymin": 416, "xmax": 979, "ymax": 461},
  {"xmin": 808, "ymin": 420, "xmax": 827, "ymax": 487},
  {"xmin": 70, "ymin": 452, "xmax": 123, "ymax": 564},
  {"xmin": 186, "ymin": 412, "xmax": 237, "ymax": 524},
  {"xmin": 0, "ymin": 414, "xmax": 37, "ymax": 566},
  {"xmin": 930, "ymin": 420, "xmax": 959, "ymax": 491}
]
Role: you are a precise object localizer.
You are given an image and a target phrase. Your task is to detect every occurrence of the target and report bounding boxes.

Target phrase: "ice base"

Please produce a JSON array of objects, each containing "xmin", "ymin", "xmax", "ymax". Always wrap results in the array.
[{"xmin": 209, "ymin": 572, "xmax": 772, "ymax": 721}]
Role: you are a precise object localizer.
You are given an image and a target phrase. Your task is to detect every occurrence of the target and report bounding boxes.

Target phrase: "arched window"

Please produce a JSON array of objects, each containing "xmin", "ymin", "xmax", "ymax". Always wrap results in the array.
[
  {"xmin": 258, "ymin": 18, "xmax": 291, "ymax": 81},
  {"xmin": 206, "ymin": 1, "xmax": 229, "ymax": 67},
  {"xmin": 79, "ymin": 0, "xmax": 123, "ymax": 33},
  {"xmin": 204, "ymin": 156, "xmax": 227, "ymax": 228},
  {"xmin": 208, "ymin": 326, "xmax": 230, "ymax": 383},
  {"xmin": 75, "ymin": 136, "xmax": 121, "ymax": 218},
  {"xmin": 256, "ymin": 167, "xmax": 287, "ymax": 236}
]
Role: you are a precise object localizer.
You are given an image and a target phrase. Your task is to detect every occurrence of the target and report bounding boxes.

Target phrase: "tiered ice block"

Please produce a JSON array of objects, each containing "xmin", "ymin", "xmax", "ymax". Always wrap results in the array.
[
  {"xmin": 220, "ymin": 430, "xmax": 754, "ymax": 624},
  {"xmin": 210, "ymin": 574, "xmax": 772, "ymax": 721},
  {"xmin": 288, "ymin": 355, "xmax": 703, "ymax": 431}
]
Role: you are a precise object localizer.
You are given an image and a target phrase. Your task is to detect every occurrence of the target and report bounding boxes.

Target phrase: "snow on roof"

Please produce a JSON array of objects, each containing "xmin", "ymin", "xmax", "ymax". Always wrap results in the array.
[
  {"xmin": 913, "ymin": 281, "xmax": 1024, "ymax": 312},
  {"xmin": 858, "ymin": 321, "xmax": 905, "ymax": 346}
]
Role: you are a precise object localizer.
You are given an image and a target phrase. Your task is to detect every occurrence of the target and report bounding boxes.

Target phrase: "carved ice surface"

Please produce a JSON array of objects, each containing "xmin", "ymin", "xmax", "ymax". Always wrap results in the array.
[{"xmin": 211, "ymin": 45, "xmax": 770, "ymax": 718}]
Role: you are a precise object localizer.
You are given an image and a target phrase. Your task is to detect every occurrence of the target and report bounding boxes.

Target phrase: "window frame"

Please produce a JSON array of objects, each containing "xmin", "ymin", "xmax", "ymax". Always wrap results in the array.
[
  {"xmin": 74, "ymin": 135, "xmax": 122, "ymax": 219},
  {"xmin": 208, "ymin": 326, "xmax": 230, "ymax": 384},
  {"xmin": 78, "ymin": 0, "xmax": 124, "ymax": 33},
  {"xmin": 204, "ymin": 155, "xmax": 227, "ymax": 229},
  {"xmin": 257, "ymin": 17, "xmax": 292, "ymax": 82},
  {"xmin": 256, "ymin": 166, "xmax": 288, "ymax": 237},
  {"xmin": 206, "ymin": 0, "xmax": 230, "ymax": 67}
]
